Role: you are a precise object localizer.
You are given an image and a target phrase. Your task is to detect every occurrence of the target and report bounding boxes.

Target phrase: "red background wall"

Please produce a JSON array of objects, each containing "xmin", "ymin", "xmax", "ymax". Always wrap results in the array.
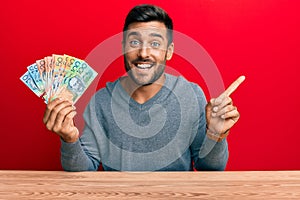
[{"xmin": 1, "ymin": 0, "xmax": 299, "ymax": 170}]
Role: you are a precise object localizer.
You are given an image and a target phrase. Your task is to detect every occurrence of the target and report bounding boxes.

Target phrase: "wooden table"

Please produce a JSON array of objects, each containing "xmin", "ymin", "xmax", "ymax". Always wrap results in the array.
[{"xmin": 0, "ymin": 170, "xmax": 299, "ymax": 199}]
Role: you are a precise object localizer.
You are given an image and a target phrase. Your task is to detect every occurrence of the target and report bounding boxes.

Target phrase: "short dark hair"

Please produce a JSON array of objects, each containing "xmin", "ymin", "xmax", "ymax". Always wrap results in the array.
[{"xmin": 123, "ymin": 4, "xmax": 173, "ymax": 45}]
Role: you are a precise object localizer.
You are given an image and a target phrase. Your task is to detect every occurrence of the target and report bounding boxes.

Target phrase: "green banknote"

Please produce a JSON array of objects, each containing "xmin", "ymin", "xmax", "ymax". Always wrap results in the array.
[{"xmin": 55, "ymin": 58, "xmax": 98, "ymax": 103}]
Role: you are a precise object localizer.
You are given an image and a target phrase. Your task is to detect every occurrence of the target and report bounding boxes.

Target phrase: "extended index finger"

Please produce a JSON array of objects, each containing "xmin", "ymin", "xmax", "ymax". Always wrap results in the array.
[{"xmin": 222, "ymin": 75, "xmax": 246, "ymax": 97}]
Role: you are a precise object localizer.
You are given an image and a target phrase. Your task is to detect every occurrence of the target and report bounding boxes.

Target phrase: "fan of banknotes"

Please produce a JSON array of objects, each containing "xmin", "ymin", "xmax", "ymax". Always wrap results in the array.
[{"xmin": 20, "ymin": 54, "xmax": 98, "ymax": 104}]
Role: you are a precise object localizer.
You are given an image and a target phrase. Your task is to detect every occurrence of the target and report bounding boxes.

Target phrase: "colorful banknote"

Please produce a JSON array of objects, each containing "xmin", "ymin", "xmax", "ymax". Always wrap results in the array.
[{"xmin": 20, "ymin": 54, "xmax": 98, "ymax": 104}]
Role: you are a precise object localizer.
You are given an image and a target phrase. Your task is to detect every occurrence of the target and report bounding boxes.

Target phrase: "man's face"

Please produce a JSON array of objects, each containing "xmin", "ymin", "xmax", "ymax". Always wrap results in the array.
[{"xmin": 123, "ymin": 21, "xmax": 174, "ymax": 86}]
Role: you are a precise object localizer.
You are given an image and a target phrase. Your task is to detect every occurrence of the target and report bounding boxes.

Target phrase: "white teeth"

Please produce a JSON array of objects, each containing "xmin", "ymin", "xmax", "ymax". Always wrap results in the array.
[{"xmin": 137, "ymin": 64, "xmax": 152, "ymax": 69}]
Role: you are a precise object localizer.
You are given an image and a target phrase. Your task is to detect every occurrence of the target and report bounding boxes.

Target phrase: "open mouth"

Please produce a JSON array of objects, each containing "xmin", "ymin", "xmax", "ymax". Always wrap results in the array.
[{"xmin": 135, "ymin": 63, "xmax": 154, "ymax": 69}]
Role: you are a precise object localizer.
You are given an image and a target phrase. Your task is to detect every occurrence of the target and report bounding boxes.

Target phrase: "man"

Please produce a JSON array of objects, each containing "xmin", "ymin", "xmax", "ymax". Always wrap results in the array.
[{"xmin": 43, "ymin": 4, "xmax": 244, "ymax": 171}]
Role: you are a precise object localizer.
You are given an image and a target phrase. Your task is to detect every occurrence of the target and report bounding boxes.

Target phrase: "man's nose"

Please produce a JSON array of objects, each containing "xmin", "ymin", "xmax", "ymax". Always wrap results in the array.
[{"xmin": 138, "ymin": 45, "xmax": 150, "ymax": 58}]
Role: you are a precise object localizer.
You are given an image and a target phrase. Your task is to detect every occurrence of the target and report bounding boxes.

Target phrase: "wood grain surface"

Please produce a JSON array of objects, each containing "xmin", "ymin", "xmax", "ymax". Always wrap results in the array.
[{"xmin": 0, "ymin": 170, "xmax": 299, "ymax": 199}]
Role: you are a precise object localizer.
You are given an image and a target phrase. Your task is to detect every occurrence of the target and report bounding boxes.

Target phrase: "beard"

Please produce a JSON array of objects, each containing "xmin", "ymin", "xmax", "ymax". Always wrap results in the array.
[{"xmin": 124, "ymin": 56, "xmax": 166, "ymax": 86}]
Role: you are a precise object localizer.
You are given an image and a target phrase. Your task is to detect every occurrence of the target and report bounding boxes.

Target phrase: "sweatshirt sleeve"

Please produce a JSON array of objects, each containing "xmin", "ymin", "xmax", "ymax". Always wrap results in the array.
[
  {"xmin": 60, "ymin": 95, "xmax": 101, "ymax": 172},
  {"xmin": 189, "ymin": 84, "xmax": 229, "ymax": 171},
  {"xmin": 60, "ymin": 139, "xmax": 99, "ymax": 171}
]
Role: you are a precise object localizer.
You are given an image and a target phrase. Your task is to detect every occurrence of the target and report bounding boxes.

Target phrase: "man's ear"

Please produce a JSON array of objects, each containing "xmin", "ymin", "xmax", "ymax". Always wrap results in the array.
[{"xmin": 166, "ymin": 42, "xmax": 174, "ymax": 60}]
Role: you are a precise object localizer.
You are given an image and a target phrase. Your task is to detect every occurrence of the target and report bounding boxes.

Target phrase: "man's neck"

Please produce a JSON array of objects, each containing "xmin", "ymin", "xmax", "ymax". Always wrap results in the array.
[{"xmin": 121, "ymin": 74, "xmax": 166, "ymax": 104}]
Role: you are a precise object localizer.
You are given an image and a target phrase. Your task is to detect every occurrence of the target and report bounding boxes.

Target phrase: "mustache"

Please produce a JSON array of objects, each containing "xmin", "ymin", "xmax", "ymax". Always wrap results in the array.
[{"xmin": 132, "ymin": 58, "xmax": 155, "ymax": 63}]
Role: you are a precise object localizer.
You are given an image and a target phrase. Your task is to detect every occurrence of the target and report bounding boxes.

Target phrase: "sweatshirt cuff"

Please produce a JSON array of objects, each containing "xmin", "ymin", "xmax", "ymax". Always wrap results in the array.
[{"xmin": 60, "ymin": 139, "xmax": 82, "ymax": 156}]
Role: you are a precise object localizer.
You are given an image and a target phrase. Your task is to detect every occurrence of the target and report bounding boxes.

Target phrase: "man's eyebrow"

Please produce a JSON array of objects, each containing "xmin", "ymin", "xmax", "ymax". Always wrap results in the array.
[
  {"xmin": 127, "ymin": 31, "xmax": 140, "ymax": 38},
  {"xmin": 127, "ymin": 31, "xmax": 164, "ymax": 40},
  {"xmin": 149, "ymin": 33, "xmax": 164, "ymax": 40}
]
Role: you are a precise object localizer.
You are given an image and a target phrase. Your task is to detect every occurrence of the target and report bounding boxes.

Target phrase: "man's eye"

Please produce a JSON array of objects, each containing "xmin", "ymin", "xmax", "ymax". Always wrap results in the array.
[
  {"xmin": 151, "ymin": 41, "xmax": 160, "ymax": 48},
  {"xmin": 129, "ymin": 40, "xmax": 141, "ymax": 47}
]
